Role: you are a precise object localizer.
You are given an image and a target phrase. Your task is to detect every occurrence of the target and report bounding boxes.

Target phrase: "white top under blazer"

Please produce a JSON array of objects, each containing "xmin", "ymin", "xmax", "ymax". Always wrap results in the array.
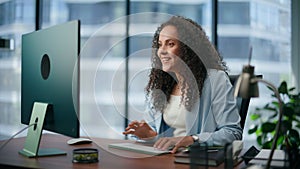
[{"xmin": 144, "ymin": 69, "xmax": 243, "ymax": 146}]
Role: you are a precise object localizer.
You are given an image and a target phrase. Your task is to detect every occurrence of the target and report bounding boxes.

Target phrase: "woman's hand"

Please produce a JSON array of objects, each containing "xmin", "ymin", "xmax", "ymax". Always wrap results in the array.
[
  {"xmin": 123, "ymin": 120, "xmax": 157, "ymax": 139},
  {"xmin": 154, "ymin": 136, "xmax": 194, "ymax": 153}
]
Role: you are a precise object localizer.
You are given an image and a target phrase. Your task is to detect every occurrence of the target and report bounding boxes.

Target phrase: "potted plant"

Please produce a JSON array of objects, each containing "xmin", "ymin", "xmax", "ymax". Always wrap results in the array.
[{"xmin": 248, "ymin": 81, "xmax": 300, "ymax": 149}]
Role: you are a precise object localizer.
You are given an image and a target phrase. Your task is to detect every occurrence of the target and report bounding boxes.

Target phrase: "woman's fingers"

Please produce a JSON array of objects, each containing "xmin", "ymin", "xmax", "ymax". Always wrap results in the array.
[
  {"xmin": 122, "ymin": 128, "xmax": 135, "ymax": 135},
  {"xmin": 170, "ymin": 136, "xmax": 194, "ymax": 153},
  {"xmin": 128, "ymin": 120, "xmax": 139, "ymax": 127},
  {"xmin": 125, "ymin": 121, "xmax": 139, "ymax": 130},
  {"xmin": 169, "ymin": 145, "xmax": 178, "ymax": 154},
  {"xmin": 123, "ymin": 120, "xmax": 157, "ymax": 139},
  {"xmin": 123, "ymin": 120, "xmax": 143, "ymax": 135},
  {"xmin": 154, "ymin": 137, "xmax": 173, "ymax": 150},
  {"xmin": 153, "ymin": 136, "xmax": 193, "ymax": 153}
]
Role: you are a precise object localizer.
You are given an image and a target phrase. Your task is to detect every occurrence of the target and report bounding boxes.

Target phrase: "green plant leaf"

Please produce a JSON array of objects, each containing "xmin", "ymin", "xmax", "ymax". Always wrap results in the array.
[
  {"xmin": 277, "ymin": 135, "xmax": 284, "ymax": 147},
  {"xmin": 248, "ymin": 125, "xmax": 258, "ymax": 134},
  {"xmin": 247, "ymin": 80, "xmax": 300, "ymax": 149},
  {"xmin": 281, "ymin": 120, "xmax": 292, "ymax": 133},
  {"xmin": 269, "ymin": 111, "xmax": 278, "ymax": 119},
  {"xmin": 288, "ymin": 87, "xmax": 296, "ymax": 92},
  {"xmin": 261, "ymin": 122, "xmax": 276, "ymax": 133},
  {"xmin": 283, "ymin": 105, "xmax": 294, "ymax": 118},
  {"xmin": 266, "ymin": 86, "xmax": 275, "ymax": 93},
  {"xmin": 294, "ymin": 106, "xmax": 300, "ymax": 116},
  {"xmin": 271, "ymin": 101, "xmax": 279, "ymax": 109},
  {"xmin": 263, "ymin": 106, "xmax": 277, "ymax": 112},
  {"xmin": 262, "ymin": 140, "xmax": 273, "ymax": 149},
  {"xmin": 296, "ymin": 123, "xmax": 300, "ymax": 128},
  {"xmin": 257, "ymin": 135, "xmax": 262, "ymax": 146},
  {"xmin": 278, "ymin": 81, "xmax": 288, "ymax": 94},
  {"xmin": 288, "ymin": 129, "xmax": 300, "ymax": 141},
  {"xmin": 250, "ymin": 114, "xmax": 261, "ymax": 121},
  {"xmin": 255, "ymin": 128, "xmax": 262, "ymax": 136}
]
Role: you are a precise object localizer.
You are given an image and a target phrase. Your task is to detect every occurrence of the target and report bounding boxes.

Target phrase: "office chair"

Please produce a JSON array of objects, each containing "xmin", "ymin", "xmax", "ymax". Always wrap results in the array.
[{"xmin": 229, "ymin": 75, "xmax": 262, "ymax": 130}]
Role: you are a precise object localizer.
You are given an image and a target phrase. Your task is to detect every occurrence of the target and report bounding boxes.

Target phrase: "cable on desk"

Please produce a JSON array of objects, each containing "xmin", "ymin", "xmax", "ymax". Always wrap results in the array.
[{"xmin": 0, "ymin": 123, "xmax": 37, "ymax": 151}]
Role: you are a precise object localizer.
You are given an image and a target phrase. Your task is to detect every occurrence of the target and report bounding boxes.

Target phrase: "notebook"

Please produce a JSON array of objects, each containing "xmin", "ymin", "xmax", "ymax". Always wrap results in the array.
[{"xmin": 249, "ymin": 149, "xmax": 289, "ymax": 167}]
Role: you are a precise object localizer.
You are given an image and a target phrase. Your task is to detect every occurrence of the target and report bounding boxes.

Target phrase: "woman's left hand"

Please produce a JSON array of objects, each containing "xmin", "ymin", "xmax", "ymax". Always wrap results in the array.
[{"xmin": 153, "ymin": 136, "xmax": 194, "ymax": 153}]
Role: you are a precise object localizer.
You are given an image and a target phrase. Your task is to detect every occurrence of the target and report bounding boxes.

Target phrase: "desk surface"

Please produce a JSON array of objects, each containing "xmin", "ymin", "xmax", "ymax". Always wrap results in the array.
[{"xmin": 0, "ymin": 134, "xmax": 244, "ymax": 169}]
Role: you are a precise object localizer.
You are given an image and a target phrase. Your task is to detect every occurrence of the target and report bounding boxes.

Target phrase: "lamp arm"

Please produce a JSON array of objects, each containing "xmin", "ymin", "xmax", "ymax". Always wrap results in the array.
[{"xmin": 252, "ymin": 78, "xmax": 284, "ymax": 169}]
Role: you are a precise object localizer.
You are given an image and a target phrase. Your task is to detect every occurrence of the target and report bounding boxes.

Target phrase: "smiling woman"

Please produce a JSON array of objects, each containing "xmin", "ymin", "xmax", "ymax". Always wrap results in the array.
[
  {"xmin": 123, "ymin": 16, "xmax": 243, "ymax": 153},
  {"xmin": 157, "ymin": 25, "xmax": 180, "ymax": 73}
]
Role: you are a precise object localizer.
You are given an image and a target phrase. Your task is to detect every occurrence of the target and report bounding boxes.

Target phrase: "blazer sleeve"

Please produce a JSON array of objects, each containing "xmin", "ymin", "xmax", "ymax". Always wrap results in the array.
[
  {"xmin": 196, "ymin": 70, "xmax": 243, "ymax": 146},
  {"xmin": 143, "ymin": 97, "xmax": 161, "ymax": 134},
  {"xmin": 143, "ymin": 95, "xmax": 174, "ymax": 138}
]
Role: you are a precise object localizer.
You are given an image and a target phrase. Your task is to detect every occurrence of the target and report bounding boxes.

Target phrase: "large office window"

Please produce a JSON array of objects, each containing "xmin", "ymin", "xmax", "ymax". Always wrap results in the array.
[
  {"xmin": 0, "ymin": 0, "xmax": 293, "ymax": 144},
  {"xmin": 217, "ymin": 0, "xmax": 291, "ymax": 147},
  {"xmin": 42, "ymin": 0, "xmax": 128, "ymax": 138},
  {"xmin": 0, "ymin": 0, "xmax": 35, "ymax": 139},
  {"xmin": 219, "ymin": 2, "xmax": 250, "ymax": 25}
]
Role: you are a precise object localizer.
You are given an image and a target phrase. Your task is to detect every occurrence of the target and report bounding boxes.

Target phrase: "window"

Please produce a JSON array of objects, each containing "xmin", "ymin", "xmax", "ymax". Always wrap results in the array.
[
  {"xmin": 0, "ymin": 0, "xmax": 293, "ymax": 146},
  {"xmin": 0, "ymin": 0, "xmax": 35, "ymax": 139},
  {"xmin": 218, "ymin": 0, "xmax": 291, "ymax": 148},
  {"xmin": 218, "ymin": 37, "xmax": 250, "ymax": 59},
  {"xmin": 219, "ymin": 2, "xmax": 250, "ymax": 25}
]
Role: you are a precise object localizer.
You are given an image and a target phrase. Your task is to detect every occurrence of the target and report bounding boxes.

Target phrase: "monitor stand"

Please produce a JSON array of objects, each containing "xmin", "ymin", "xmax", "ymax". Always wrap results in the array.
[{"xmin": 19, "ymin": 102, "xmax": 66, "ymax": 157}]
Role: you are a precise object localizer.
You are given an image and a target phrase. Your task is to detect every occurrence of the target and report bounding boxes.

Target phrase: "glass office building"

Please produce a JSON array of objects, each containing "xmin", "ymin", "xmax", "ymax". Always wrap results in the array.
[{"xmin": 0, "ymin": 0, "xmax": 292, "ymax": 146}]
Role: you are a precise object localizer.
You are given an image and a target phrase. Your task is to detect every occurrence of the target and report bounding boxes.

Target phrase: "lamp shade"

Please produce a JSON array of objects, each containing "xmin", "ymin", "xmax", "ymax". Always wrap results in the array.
[{"xmin": 234, "ymin": 65, "xmax": 259, "ymax": 99}]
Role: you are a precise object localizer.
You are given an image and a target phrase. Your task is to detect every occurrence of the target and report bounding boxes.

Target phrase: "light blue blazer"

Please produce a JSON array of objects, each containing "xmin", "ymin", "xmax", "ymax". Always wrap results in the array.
[{"xmin": 144, "ymin": 69, "xmax": 243, "ymax": 146}]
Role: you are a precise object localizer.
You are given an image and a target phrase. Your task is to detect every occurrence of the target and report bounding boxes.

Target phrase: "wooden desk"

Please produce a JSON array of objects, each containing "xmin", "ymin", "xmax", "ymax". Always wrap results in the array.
[{"xmin": 0, "ymin": 134, "xmax": 244, "ymax": 169}]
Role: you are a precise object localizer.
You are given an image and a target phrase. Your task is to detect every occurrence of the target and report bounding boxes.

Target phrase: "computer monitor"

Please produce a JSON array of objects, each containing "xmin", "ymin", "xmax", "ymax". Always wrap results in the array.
[{"xmin": 20, "ymin": 20, "xmax": 80, "ymax": 157}]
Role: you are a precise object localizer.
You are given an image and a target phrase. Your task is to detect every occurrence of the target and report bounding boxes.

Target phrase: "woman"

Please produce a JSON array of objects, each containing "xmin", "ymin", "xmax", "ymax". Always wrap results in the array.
[{"xmin": 123, "ymin": 16, "xmax": 242, "ymax": 153}]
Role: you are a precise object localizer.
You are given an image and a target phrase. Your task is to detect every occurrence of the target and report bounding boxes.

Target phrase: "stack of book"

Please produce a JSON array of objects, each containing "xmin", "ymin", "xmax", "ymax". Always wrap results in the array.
[{"xmin": 174, "ymin": 148, "xmax": 225, "ymax": 166}]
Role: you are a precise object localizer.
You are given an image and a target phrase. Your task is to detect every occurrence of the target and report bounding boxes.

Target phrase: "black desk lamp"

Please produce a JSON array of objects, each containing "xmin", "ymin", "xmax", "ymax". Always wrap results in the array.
[{"xmin": 234, "ymin": 48, "xmax": 284, "ymax": 169}]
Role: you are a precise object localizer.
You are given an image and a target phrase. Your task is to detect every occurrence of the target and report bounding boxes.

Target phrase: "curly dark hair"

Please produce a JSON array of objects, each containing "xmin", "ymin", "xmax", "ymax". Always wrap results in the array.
[{"xmin": 146, "ymin": 16, "xmax": 227, "ymax": 112}]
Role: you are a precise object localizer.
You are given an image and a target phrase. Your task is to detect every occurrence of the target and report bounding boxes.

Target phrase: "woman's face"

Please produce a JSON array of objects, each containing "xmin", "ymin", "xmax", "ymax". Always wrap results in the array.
[{"xmin": 157, "ymin": 25, "xmax": 181, "ymax": 73}]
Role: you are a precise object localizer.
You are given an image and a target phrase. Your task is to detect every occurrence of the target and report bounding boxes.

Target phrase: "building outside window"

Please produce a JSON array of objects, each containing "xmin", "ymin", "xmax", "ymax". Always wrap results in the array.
[{"xmin": 218, "ymin": 0, "xmax": 291, "ymax": 146}]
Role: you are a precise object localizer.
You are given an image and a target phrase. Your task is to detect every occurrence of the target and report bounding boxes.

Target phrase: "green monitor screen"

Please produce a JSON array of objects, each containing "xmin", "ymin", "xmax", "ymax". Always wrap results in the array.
[{"xmin": 21, "ymin": 20, "xmax": 80, "ymax": 138}]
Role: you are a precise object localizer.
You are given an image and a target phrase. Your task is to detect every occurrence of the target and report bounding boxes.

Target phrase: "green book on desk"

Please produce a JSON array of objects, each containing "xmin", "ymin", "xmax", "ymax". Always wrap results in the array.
[{"xmin": 174, "ymin": 149, "xmax": 225, "ymax": 166}]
